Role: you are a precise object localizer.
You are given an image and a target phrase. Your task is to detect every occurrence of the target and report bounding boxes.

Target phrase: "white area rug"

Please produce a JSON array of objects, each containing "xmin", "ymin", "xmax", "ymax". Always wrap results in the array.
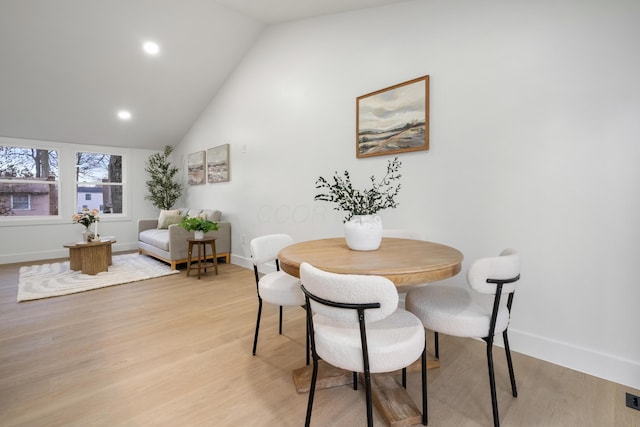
[{"xmin": 17, "ymin": 253, "xmax": 180, "ymax": 302}]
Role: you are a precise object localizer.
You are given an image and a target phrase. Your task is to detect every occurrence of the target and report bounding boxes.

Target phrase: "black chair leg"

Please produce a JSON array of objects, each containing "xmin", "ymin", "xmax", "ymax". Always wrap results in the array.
[
  {"xmin": 353, "ymin": 371, "xmax": 358, "ymax": 390},
  {"xmin": 252, "ymin": 298, "xmax": 263, "ymax": 355},
  {"xmin": 422, "ymin": 348, "xmax": 428, "ymax": 426},
  {"xmin": 305, "ymin": 356, "xmax": 319, "ymax": 427},
  {"xmin": 402, "ymin": 367, "xmax": 407, "ymax": 388},
  {"xmin": 486, "ymin": 342, "xmax": 500, "ymax": 427},
  {"xmin": 364, "ymin": 368, "xmax": 373, "ymax": 427},
  {"xmin": 503, "ymin": 330, "xmax": 518, "ymax": 397},
  {"xmin": 279, "ymin": 305, "xmax": 283, "ymax": 334},
  {"xmin": 434, "ymin": 331, "xmax": 439, "ymax": 359}
]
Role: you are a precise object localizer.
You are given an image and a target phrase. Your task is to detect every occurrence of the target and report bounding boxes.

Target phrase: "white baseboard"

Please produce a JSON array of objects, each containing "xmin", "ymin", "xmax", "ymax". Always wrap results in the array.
[{"xmin": 509, "ymin": 328, "xmax": 640, "ymax": 390}]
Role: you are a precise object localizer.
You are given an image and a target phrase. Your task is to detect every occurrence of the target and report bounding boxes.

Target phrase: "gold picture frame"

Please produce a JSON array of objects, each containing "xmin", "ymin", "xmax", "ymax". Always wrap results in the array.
[{"xmin": 356, "ymin": 75, "xmax": 429, "ymax": 158}]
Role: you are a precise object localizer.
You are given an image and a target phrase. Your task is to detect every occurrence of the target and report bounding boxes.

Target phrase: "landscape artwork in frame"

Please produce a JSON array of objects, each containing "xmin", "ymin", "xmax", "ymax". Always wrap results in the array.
[
  {"xmin": 207, "ymin": 144, "xmax": 230, "ymax": 183},
  {"xmin": 356, "ymin": 75, "xmax": 429, "ymax": 158},
  {"xmin": 187, "ymin": 151, "xmax": 205, "ymax": 185}
]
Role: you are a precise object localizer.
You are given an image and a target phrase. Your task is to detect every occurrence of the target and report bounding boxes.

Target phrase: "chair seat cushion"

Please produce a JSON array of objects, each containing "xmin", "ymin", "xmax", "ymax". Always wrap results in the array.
[
  {"xmin": 313, "ymin": 308, "xmax": 425, "ymax": 373},
  {"xmin": 405, "ymin": 285, "xmax": 510, "ymax": 338},
  {"xmin": 139, "ymin": 228, "xmax": 170, "ymax": 251},
  {"xmin": 259, "ymin": 271, "xmax": 305, "ymax": 306}
]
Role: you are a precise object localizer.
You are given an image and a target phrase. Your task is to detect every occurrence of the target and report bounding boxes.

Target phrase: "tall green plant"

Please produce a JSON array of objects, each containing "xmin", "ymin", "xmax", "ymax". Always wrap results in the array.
[{"xmin": 144, "ymin": 146, "xmax": 182, "ymax": 210}]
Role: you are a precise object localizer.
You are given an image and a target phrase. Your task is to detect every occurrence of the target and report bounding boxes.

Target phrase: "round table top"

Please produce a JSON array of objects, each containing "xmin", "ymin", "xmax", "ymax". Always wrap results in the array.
[{"xmin": 278, "ymin": 237, "xmax": 463, "ymax": 286}]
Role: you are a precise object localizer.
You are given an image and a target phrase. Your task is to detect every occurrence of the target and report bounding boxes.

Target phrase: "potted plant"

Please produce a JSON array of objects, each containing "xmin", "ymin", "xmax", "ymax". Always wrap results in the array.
[
  {"xmin": 314, "ymin": 157, "xmax": 402, "ymax": 250},
  {"xmin": 144, "ymin": 145, "xmax": 182, "ymax": 210},
  {"xmin": 179, "ymin": 214, "xmax": 219, "ymax": 239}
]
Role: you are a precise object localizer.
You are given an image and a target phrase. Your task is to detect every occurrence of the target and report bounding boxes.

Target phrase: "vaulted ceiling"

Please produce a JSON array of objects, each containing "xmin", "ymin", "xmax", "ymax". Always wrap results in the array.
[{"xmin": 0, "ymin": 0, "xmax": 410, "ymax": 150}]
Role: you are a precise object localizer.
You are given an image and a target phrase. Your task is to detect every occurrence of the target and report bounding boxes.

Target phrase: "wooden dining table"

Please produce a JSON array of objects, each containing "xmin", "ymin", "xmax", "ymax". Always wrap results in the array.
[{"xmin": 278, "ymin": 237, "xmax": 463, "ymax": 427}]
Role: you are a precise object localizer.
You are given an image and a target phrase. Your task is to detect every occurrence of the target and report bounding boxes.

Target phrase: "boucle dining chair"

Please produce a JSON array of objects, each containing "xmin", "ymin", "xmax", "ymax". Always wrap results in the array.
[
  {"xmin": 405, "ymin": 248, "xmax": 521, "ymax": 427},
  {"xmin": 300, "ymin": 262, "xmax": 427, "ymax": 427},
  {"xmin": 250, "ymin": 234, "xmax": 307, "ymax": 362}
]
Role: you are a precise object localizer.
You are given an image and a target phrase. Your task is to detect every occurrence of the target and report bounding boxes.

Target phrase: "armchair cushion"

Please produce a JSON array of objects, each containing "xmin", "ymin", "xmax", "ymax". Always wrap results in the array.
[{"xmin": 157, "ymin": 209, "xmax": 182, "ymax": 229}]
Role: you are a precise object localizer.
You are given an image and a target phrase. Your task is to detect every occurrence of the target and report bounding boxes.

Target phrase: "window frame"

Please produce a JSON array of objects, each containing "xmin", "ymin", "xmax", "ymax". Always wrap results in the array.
[
  {"xmin": 0, "ymin": 137, "xmax": 62, "ymax": 224},
  {"xmin": 73, "ymin": 148, "xmax": 128, "ymax": 219},
  {"xmin": 11, "ymin": 194, "xmax": 31, "ymax": 210}
]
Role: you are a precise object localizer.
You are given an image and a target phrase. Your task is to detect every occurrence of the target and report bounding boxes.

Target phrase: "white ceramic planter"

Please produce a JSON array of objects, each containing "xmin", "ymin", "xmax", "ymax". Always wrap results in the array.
[
  {"xmin": 344, "ymin": 215, "xmax": 383, "ymax": 251},
  {"xmin": 194, "ymin": 230, "xmax": 204, "ymax": 239}
]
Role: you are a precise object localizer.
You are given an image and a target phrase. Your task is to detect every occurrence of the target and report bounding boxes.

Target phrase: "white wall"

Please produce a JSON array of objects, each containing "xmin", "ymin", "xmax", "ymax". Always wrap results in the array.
[
  {"xmin": 176, "ymin": 0, "xmax": 640, "ymax": 388},
  {"xmin": 0, "ymin": 137, "xmax": 161, "ymax": 263}
]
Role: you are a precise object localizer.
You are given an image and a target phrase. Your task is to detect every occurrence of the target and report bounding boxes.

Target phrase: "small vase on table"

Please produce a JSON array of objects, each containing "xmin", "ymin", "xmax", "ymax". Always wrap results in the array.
[
  {"xmin": 82, "ymin": 228, "xmax": 95, "ymax": 242},
  {"xmin": 344, "ymin": 214, "xmax": 383, "ymax": 251}
]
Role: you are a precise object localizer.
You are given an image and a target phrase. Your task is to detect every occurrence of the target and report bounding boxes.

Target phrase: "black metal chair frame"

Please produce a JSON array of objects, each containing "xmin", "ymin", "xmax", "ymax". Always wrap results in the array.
[
  {"xmin": 252, "ymin": 259, "xmax": 309, "ymax": 365},
  {"xmin": 302, "ymin": 284, "xmax": 428, "ymax": 427},
  {"xmin": 432, "ymin": 274, "xmax": 520, "ymax": 427}
]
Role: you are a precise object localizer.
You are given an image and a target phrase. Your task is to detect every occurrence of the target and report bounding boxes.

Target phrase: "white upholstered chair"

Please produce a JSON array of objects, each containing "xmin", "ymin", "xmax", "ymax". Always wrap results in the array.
[
  {"xmin": 250, "ymin": 234, "xmax": 307, "ymax": 361},
  {"xmin": 405, "ymin": 249, "xmax": 521, "ymax": 427},
  {"xmin": 300, "ymin": 262, "xmax": 427, "ymax": 427}
]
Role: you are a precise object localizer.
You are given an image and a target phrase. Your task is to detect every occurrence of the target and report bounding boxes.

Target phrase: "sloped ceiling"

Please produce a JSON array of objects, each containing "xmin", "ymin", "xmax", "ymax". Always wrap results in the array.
[{"xmin": 0, "ymin": 0, "xmax": 410, "ymax": 150}]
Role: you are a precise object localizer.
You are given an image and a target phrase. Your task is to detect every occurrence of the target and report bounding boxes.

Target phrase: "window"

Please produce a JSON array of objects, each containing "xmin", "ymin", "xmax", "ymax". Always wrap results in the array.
[
  {"xmin": 11, "ymin": 194, "xmax": 30, "ymax": 210},
  {"xmin": 75, "ymin": 152, "xmax": 124, "ymax": 215},
  {"xmin": 0, "ymin": 145, "xmax": 59, "ymax": 217}
]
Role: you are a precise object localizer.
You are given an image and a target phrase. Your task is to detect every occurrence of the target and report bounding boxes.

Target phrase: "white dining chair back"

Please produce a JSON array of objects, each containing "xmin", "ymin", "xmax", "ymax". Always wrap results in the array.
[
  {"xmin": 302, "ymin": 264, "xmax": 398, "ymax": 325},
  {"xmin": 250, "ymin": 233, "xmax": 294, "ymax": 267}
]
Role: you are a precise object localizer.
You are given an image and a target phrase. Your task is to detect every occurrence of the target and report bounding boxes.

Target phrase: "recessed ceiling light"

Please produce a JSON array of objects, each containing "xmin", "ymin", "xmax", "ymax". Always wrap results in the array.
[
  {"xmin": 143, "ymin": 41, "xmax": 160, "ymax": 55},
  {"xmin": 117, "ymin": 110, "xmax": 131, "ymax": 120}
]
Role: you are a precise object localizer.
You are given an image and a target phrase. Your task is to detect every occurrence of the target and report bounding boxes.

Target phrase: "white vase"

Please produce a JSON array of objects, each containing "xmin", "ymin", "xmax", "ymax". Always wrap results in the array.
[
  {"xmin": 194, "ymin": 230, "xmax": 204, "ymax": 240},
  {"xmin": 82, "ymin": 228, "xmax": 95, "ymax": 242},
  {"xmin": 344, "ymin": 215, "xmax": 383, "ymax": 251}
]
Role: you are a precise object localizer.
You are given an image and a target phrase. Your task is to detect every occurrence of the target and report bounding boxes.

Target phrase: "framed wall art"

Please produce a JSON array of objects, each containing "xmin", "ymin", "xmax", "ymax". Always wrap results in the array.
[
  {"xmin": 207, "ymin": 144, "xmax": 230, "ymax": 183},
  {"xmin": 356, "ymin": 75, "xmax": 429, "ymax": 158},
  {"xmin": 187, "ymin": 151, "xmax": 205, "ymax": 185}
]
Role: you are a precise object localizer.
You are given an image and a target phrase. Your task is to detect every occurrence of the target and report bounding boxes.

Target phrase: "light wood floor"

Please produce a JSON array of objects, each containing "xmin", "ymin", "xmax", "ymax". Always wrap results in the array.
[{"xmin": 1, "ymin": 255, "xmax": 638, "ymax": 427}]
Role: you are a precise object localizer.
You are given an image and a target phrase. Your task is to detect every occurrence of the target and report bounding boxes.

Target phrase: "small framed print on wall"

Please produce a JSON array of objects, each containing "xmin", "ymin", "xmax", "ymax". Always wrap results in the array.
[
  {"xmin": 207, "ymin": 144, "xmax": 230, "ymax": 183},
  {"xmin": 187, "ymin": 151, "xmax": 205, "ymax": 185},
  {"xmin": 356, "ymin": 75, "xmax": 429, "ymax": 158}
]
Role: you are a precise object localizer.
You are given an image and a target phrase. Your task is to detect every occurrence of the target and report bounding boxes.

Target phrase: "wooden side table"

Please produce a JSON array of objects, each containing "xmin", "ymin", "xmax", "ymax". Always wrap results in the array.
[
  {"xmin": 63, "ymin": 240, "xmax": 116, "ymax": 275},
  {"xmin": 186, "ymin": 238, "xmax": 218, "ymax": 279}
]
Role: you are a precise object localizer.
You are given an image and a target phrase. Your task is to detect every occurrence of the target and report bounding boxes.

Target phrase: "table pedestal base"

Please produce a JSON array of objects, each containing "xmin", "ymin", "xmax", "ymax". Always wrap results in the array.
[
  {"xmin": 293, "ymin": 354, "xmax": 439, "ymax": 427},
  {"xmin": 64, "ymin": 241, "xmax": 114, "ymax": 275}
]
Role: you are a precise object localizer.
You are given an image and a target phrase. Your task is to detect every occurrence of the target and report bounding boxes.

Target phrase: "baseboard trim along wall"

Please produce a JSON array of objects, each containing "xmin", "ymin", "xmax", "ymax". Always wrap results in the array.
[{"xmin": 510, "ymin": 328, "xmax": 640, "ymax": 390}]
